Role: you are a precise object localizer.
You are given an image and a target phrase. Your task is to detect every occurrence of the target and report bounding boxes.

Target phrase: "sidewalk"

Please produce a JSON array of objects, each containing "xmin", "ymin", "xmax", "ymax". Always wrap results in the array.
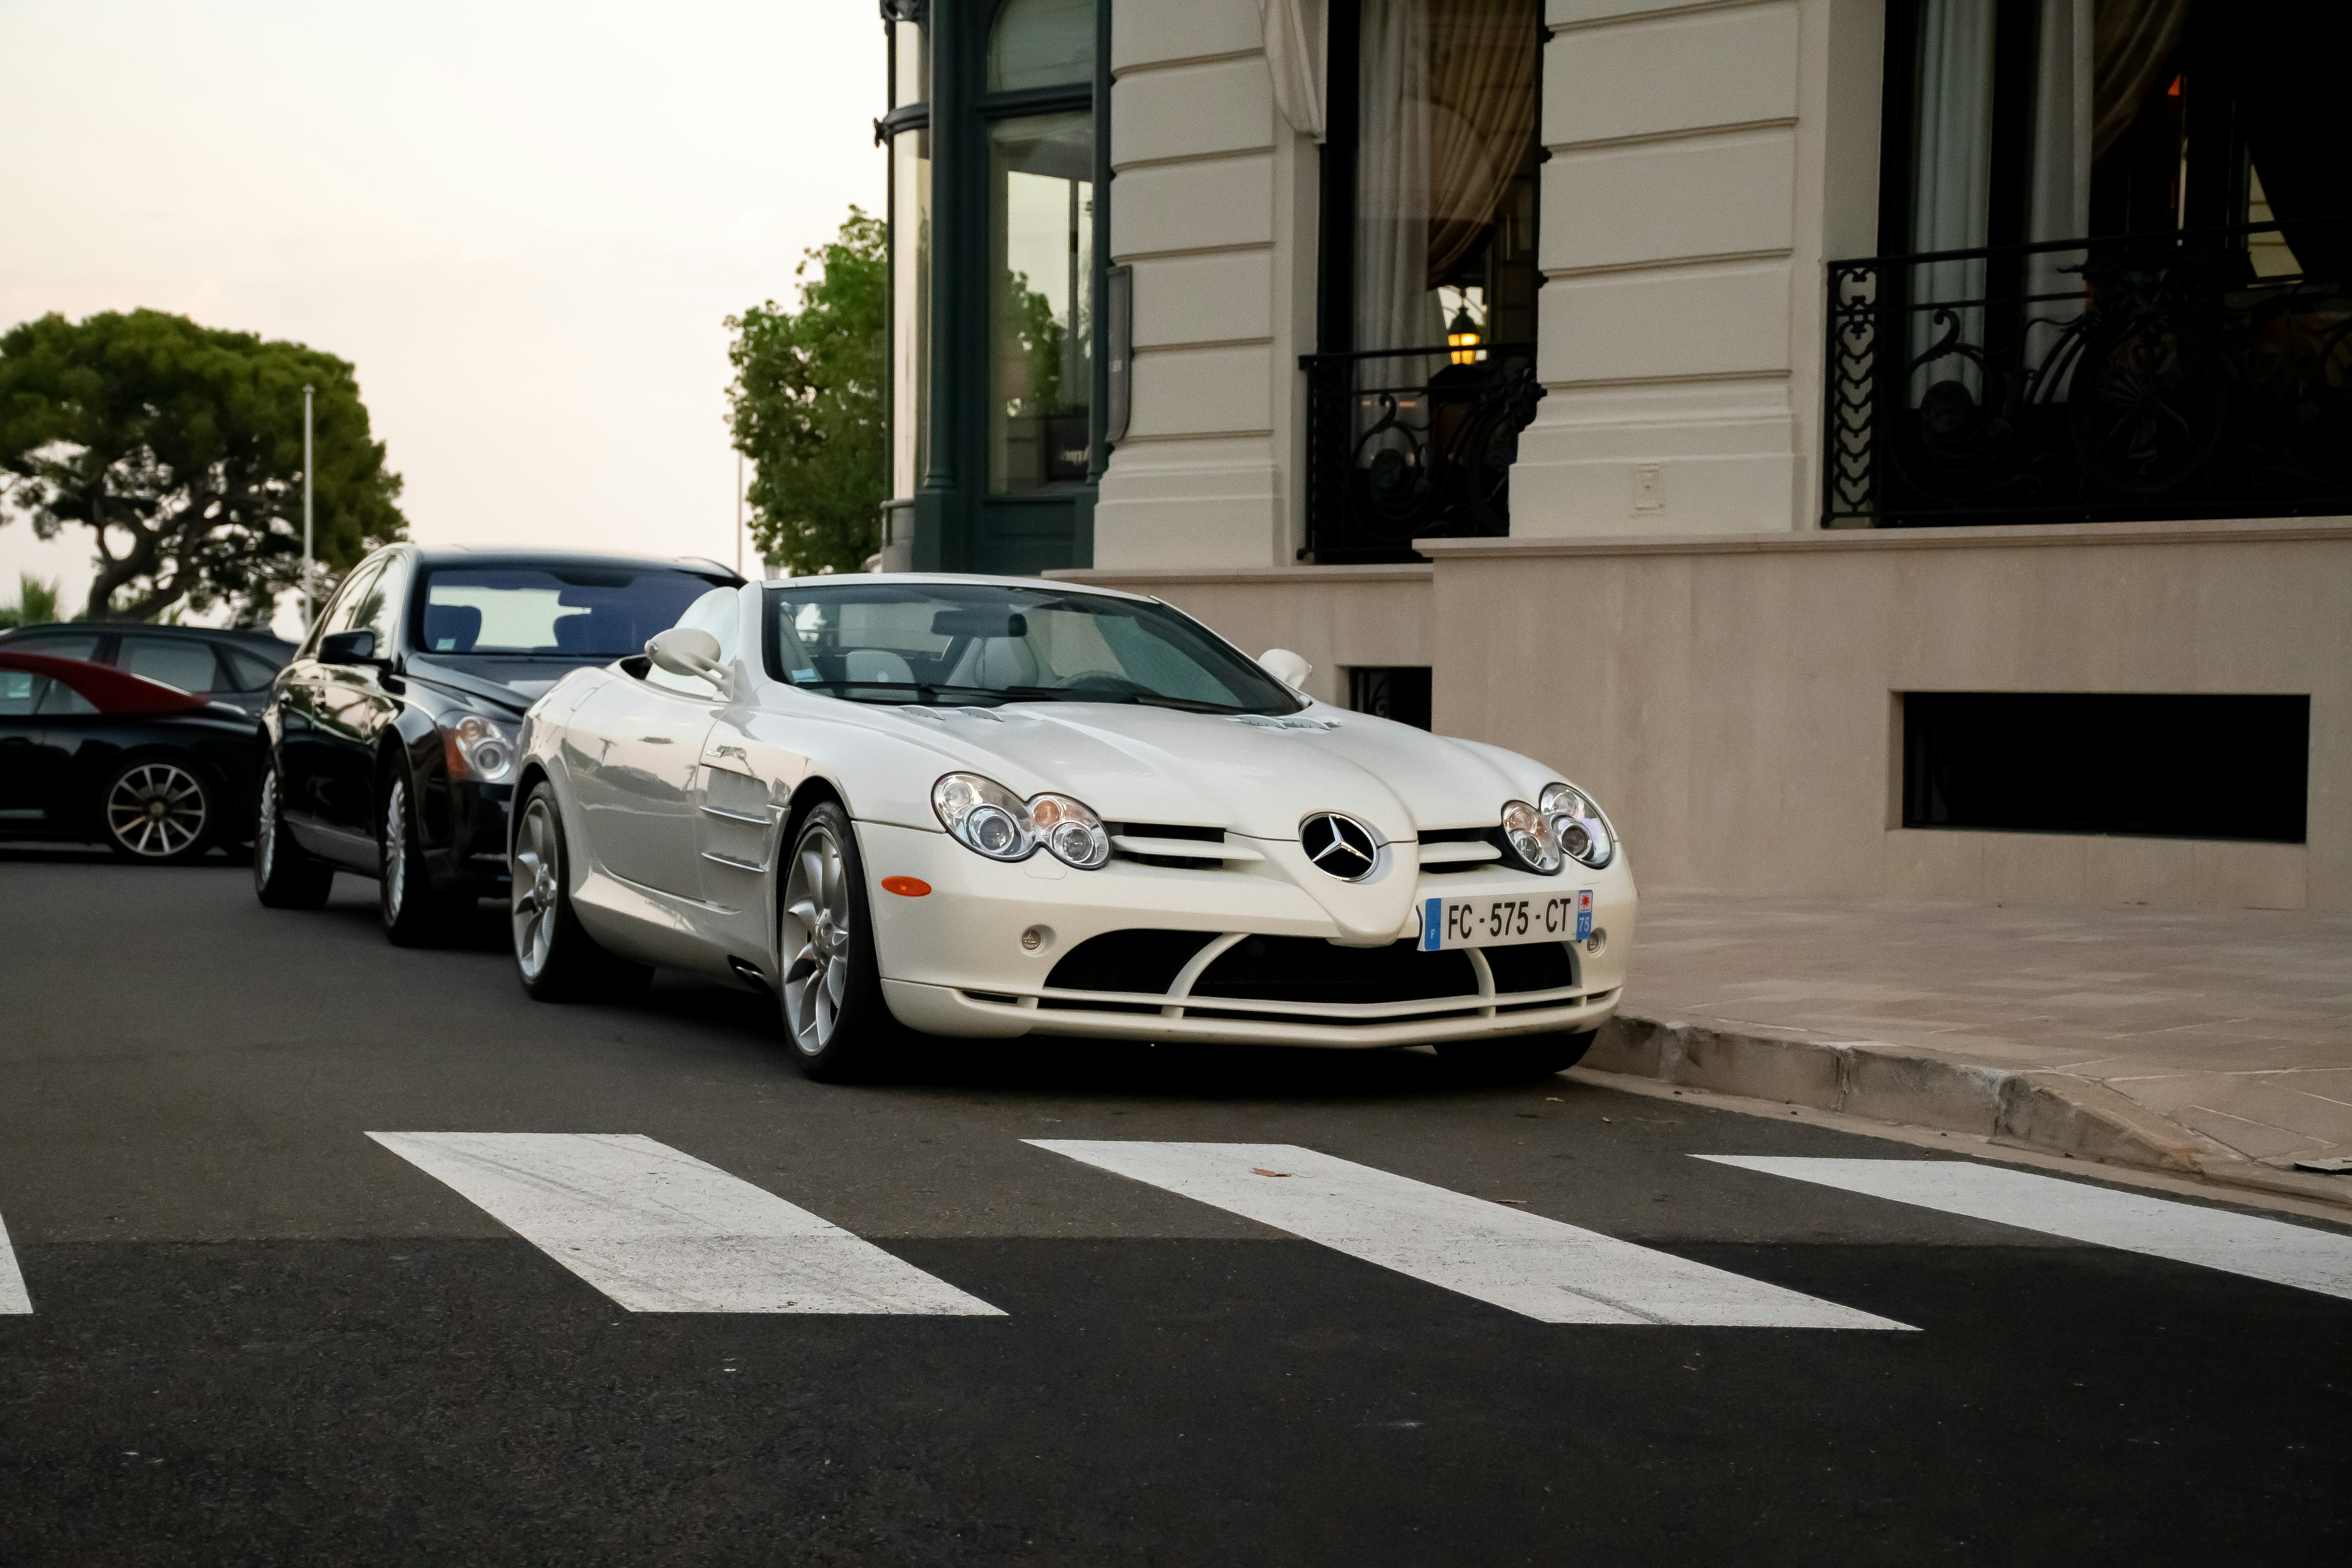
[{"xmin": 1592, "ymin": 892, "xmax": 2352, "ymax": 1206}]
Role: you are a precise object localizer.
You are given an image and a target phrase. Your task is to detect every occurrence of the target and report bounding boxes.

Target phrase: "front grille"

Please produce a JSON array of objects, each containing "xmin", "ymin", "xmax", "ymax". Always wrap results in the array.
[
  {"xmin": 1192, "ymin": 936, "xmax": 1476, "ymax": 1005},
  {"xmin": 1043, "ymin": 929, "xmax": 1216, "ymax": 1010},
  {"xmin": 1106, "ymin": 821, "xmax": 1230, "ymax": 870},
  {"xmin": 1417, "ymin": 825, "xmax": 1511, "ymax": 875}
]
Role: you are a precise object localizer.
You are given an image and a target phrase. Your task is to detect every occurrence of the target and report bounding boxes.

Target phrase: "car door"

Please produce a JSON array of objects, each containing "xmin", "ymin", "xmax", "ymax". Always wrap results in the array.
[
  {"xmin": 561, "ymin": 589, "xmax": 738, "ymax": 898},
  {"xmin": 308, "ymin": 554, "xmax": 412, "ymax": 856}
]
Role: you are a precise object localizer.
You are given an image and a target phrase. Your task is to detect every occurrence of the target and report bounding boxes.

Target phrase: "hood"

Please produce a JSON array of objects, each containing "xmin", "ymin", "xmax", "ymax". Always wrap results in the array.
[
  {"xmin": 401, "ymin": 656, "xmax": 544, "ymax": 717},
  {"xmin": 840, "ymin": 697, "xmax": 1556, "ymax": 845}
]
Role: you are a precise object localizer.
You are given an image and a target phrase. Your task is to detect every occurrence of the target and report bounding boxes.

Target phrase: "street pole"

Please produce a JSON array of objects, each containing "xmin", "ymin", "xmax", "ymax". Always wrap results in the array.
[
  {"xmin": 736, "ymin": 449, "xmax": 745, "ymax": 577},
  {"xmin": 301, "ymin": 384, "xmax": 316, "ymax": 630}
]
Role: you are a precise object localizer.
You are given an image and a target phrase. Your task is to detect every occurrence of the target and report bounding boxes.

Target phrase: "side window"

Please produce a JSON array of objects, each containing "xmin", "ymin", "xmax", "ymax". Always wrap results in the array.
[
  {"xmin": 357, "ymin": 553, "xmax": 412, "ymax": 649},
  {"xmin": 119, "ymin": 637, "xmax": 223, "ymax": 694},
  {"xmin": 0, "ymin": 669, "xmax": 41, "ymax": 715},
  {"xmin": 33, "ymin": 676, "xmax": 97, "ymax": 716},
  {"xmin": 8, "ymin": 633, "xmax": 102, "ymax": 663},
  {"xmin": 645, "ymin": 587, "xmax": 741, "ymax": 696},
  {"xmin": 224, "ymin": 649, "xmax": 280, "ymax": 691},
  {"xmin": 308, "ymin": 560, "xmax": 384, "ymax": 654}
]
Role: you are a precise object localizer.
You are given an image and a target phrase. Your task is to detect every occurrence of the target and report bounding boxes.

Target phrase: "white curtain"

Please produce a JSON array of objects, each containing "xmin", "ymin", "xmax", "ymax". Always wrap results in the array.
[
  {"xmin": 1261, "ymin": 0, "xmax": 1327, "ymax": 140},
  {"xmin": 1908, "ymin": 0, "xmax": 1998, "ymax": 403},
  {"xmin": 2025, "ymin": 0, "xmax": 2093, "ymax": 390},
  {"xmin": 1355, "ymin": 0, "xmax": 1444, "ymax": 362}
]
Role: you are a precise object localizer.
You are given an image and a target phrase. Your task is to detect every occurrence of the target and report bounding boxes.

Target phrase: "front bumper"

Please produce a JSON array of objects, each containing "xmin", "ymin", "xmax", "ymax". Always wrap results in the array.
[
  {"xmin": 426, "ymin": 778, "xmax": 513, "ymax": 892},
  {"xmin": 858, "ymin": 819, "xmax": 1636, "ymax": 1048}
]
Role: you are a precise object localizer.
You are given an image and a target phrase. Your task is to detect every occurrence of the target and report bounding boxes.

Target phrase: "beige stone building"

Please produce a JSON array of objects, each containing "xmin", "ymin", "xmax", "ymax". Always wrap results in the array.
[{"xmin": 875, "ymin": 0, "xmax": 2350, "ymax": 909}]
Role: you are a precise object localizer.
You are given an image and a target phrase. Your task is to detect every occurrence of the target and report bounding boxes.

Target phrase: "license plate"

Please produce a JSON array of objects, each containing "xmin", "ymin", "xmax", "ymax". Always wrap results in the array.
[{"xmin": 1420, "ymin": 890, "xmax": 1591, "ymax": 952}]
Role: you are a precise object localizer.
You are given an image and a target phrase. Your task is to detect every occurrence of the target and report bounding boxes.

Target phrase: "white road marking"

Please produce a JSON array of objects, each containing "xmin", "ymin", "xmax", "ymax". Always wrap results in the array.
[
  {"xmin": 368, "ymin": 1132, "xmax": 1002, "ymax": 1315},
  {"xmin": 1701, "ymin": 1157, "xmax": 2352, "ymax": 1302},
  {"xmin": 1030, "ymin": 1141, "xmax": 1911, "ymax": 1329},
  {"xmin": 0, "ymin": 1211, "xmax": 29, "ymax": 1314}
]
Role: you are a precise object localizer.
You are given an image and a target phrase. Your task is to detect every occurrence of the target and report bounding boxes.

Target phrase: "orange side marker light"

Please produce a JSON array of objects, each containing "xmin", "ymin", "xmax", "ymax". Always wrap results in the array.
[{"xmin": 881, "ymin": 876, "xmax": 932, "ymax": 897}]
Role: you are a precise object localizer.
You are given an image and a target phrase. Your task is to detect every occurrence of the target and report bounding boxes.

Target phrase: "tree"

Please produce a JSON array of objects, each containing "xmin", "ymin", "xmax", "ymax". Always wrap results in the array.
[
  {"xmin": 0, "ymin": 309, "xmax": 406, "ymax": 623},
  {"xmin": 726, "ymin": 208, "xmax": 887, "ymax": 576},
  {"xmin": 0, "ymin": 574, "xmax": 60, "ymax": 630}
]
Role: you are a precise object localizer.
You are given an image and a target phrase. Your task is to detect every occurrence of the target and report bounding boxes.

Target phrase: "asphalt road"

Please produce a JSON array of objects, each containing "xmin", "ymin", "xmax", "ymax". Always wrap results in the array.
[{"xmin": 2, "ymin": 850, "xmax": 2347, "ymax": 1564}]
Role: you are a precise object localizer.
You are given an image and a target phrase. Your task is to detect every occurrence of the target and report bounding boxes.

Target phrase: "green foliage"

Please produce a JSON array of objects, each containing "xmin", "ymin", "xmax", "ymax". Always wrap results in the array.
[
  {"xmin": 0, "ymin": 309, "xmax": 406, "ymax": 623},
  {"xmin": 727, "ymin": 208, "xmax": 887, "ymax": 577},
  {"xmin": 1004, "ymin": 271, "xmax": 1066, "ymax": 420},
  {"xmin": 0, "ymin": 573, "xmax": 60, "ymax": 630}
]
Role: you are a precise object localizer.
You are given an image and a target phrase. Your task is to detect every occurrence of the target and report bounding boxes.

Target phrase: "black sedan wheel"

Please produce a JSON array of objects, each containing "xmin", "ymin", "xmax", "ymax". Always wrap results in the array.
[
  {"xmin": 103, "ymin": 757, "xmax": 215, "ymax": 864},
  {"xmin": 252, "ymin": 762, "xmax": 335, "ymax": 909},
  {"xmin": 380, "ymin": 771, "xmax": 473, "ymax": 947}
]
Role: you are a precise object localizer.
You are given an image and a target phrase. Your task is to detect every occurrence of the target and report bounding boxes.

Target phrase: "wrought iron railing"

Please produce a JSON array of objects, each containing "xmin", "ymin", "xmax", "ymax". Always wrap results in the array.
[
  {"xmin": 1300, "ymin": 343, "xmax": 1544, "ymax": 562},
  {"xmin": 1823, "ymin": 220, "xmax": 2352, "ymax": 527}
]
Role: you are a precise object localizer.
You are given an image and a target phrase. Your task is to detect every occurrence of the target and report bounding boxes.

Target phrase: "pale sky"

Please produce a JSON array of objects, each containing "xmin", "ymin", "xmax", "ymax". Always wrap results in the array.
[{"xmin": 0, "ymin": 0, "xmax": 887, "ymax": 634}]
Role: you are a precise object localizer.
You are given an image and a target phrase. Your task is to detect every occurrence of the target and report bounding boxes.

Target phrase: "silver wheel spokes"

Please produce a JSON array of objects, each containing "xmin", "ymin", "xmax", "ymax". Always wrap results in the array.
[
  {"xmin": 781, "ymin": 825, "xmax": 850, "ymax": 1056},
  {"xmin": 107, "ymin": 762, "xmax": 206, "ymax": 857},
  {"xmin": 511, "ymin": 799, "xmax": 561, "ymax": 980},
  {"xmin": 384, "ymin": 778, "xmax": 408, "ymax": 917},
  {"xmin": 256, "ymin": 770, "xmax": 278, "ymax": 882}
]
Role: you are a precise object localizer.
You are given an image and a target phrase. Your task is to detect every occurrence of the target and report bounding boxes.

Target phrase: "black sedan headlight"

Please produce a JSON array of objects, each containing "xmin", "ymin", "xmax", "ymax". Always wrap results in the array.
[
  {"xmin": 442, "ymin": 712, "xmax": 517, "ymax": 782},
  {"xmin": 1540, "ymin": 781, "xmax": 1616, "ymax": 869},
  {"xmin": 932, "ymin": 772, "xmax": 1110, "ymax": 870}
]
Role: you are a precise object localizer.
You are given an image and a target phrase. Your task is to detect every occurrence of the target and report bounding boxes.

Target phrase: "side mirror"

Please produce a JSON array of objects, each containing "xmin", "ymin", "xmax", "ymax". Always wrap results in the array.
[
  {"xmin": 646, "ymin": 626, "xmax": 724, "ymax": 684},
  {"xmin": 1258, "ymin": 648, "xmax": 1312, "ymax": 689},
  {"xmin": 319, "ymin": 629, "xmax": 380, "ymax": 665}
]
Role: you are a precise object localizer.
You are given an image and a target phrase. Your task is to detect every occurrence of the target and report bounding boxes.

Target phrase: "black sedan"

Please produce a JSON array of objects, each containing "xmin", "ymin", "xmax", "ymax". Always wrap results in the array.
[
  {"xmin": 0, "ymin": 622, "xmax": 295, "ymax": 718},
  {"xmin": 0, "ymin": 650, "xmax": 259, "ymax": 862},
  {"xmin": 253, "ymin": 545, "xmax": 741, "ymax": 945}
]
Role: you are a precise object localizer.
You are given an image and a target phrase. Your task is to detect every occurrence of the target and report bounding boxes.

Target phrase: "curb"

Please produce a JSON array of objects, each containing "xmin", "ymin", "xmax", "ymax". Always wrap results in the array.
[{"xmin": 1585, "ymin": 1014, "xmax": 2352, "ymax": 1211}]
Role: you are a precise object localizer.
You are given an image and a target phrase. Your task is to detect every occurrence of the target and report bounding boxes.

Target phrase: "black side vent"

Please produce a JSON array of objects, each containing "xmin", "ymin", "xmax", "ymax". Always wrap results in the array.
[
  {"xmin": 1044, "ymin": 929, "xmax": 1216, "ymax": 1010},
  {"xmin": 1108, "ymin": 822, "xmax": 1229, "ymax": 870},
  {"xmin": 1418, "ymin": 824, "xmax": 1510, "ymax": 875}
]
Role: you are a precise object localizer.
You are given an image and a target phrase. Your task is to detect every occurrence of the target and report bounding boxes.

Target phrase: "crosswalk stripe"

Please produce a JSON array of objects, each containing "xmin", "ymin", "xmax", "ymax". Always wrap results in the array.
[
  {"xmin": 0, "ymin": 1212, "xmax": 29, "ymax": 1315},
  {"xmin": 368, "ymin": 1132, "xmax": 1003, "ymax": 1316},
  {"xmin": 1700, "ymin": 1157, "xmax": 2352, "ymax": 1303},
  {"xmin": 1029, "ymin": 1141, "xmax": 1913, "ymax": 1329}
]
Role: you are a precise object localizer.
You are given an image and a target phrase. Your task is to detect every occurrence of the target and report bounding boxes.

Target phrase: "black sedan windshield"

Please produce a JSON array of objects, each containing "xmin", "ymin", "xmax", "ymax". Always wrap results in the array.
[
  {"xmin": 762, "ymin": 583, "xmax": 1304, "ymax": 716},
  {"xmin": 414, "ymin": 566, "xmax": 724, "ymax": 670}
]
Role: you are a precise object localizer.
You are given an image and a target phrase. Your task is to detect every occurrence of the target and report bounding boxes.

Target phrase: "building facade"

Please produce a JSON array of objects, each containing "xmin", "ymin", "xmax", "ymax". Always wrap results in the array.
[{"xmin": 875, "ymin": 0, "xmax": 2351, "ymax": 910}]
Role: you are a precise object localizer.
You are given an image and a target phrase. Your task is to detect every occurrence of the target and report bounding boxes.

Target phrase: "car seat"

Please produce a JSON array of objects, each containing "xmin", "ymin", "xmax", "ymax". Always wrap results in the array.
[{"xmin": 422, "ymin": 604, "xmax": 483, "ymax": 653}]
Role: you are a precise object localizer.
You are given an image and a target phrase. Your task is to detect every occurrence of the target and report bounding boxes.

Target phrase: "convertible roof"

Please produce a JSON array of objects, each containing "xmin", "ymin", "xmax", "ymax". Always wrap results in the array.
[
  {"xmin": 754, "ymin": 572, "xmax": 1155, "ymax": 604},
  {"xmin": 0, "ymin": 650, "xmax": 210, "ymax": 716}
]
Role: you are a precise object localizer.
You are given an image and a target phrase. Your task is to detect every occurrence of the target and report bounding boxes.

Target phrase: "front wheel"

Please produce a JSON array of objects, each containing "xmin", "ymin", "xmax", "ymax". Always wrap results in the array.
[
  {"xmin": 103, "ymin": 756, "xmax": 216, "ymax": 864},
  {"xmin": 778, "ymin": 801, "xmax": 907, "ymax": 1081},
  {"xmin": 511, "ymin": 782, "xmax": 651, "ymax": 1001},
  {"xmin": 1435, "ymin": 1029, "xmax": 1598, "ymax": 1083},
  {"xmin": 252, "ymin": 761, "xmax": 334, "ymax": 908},
  {"xmin": 379, "ymin": 770, "xmax": 474, "ymax": 947}
]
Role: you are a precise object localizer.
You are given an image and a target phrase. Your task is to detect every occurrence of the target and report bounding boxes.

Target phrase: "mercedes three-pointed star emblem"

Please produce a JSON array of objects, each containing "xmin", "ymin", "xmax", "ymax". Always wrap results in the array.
[{"xmin": 1299, "ymin": 813, "xmax": 1380, "ymax": 882}]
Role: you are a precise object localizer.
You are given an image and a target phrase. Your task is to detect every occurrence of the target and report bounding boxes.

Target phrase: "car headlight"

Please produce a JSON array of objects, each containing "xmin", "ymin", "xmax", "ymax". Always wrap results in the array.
[
  {"xmin": 443, "ymin": 712, "xmax": 517, "ymax": 782},
  {"xmin": 1499, "ymin": 799, "xmax": 1563, "ymax": 874},
  {"xmin": 1540, "ymin": 781, "xmax": 1616, "ymax": 869},
  {"xmin": 931, "ymin": 773, "xmax": 1109, "ymax": 870}
]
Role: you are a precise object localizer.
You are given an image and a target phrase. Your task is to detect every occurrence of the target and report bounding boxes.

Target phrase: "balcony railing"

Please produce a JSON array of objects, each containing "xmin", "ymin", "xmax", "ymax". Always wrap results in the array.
[
  {"xmin": 1823, "ymin": 220, "xmax": 2352, "ymax": 528},
  {"xmin": 1300, "ymin": 343, "xmax": 1544, "ymax": 562}
]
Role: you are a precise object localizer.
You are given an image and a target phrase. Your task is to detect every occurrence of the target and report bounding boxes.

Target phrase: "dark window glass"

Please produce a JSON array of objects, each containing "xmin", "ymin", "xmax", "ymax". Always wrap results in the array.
[
  {"xmin": 224, "ymin": 649, "xmax": 280, "ymax": 689},
  {"xmin": 1348, "ymin": 666, "xmax": 1433, "ymax": 730},
  {"xmin": 989, "ymin": 0, "xmax": 1094, "ymax": 91},
  {"xmin": 0, "ymin": 669, "xmax": 41, "ymax": 716},
  {"xmin": 6, "ymin": 633, "xmax": 101, "ymax": 663},
  {"xmin": 1901, "ymin": 692, "xmax": 2309, "ymax": 843},
  {"xmin": 33, "ymin": 675, "xmax": 96, "ymax": 716},
  {"xmin": 118, "ymin": 637, "xmax": 222, "ymax": 694}
]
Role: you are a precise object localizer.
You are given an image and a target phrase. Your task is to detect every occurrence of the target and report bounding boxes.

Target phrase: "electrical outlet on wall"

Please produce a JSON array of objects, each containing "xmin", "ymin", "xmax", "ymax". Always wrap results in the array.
[{"xmin": 1633, "ymin": 464, "xmax": 1665, "ymax": 512}]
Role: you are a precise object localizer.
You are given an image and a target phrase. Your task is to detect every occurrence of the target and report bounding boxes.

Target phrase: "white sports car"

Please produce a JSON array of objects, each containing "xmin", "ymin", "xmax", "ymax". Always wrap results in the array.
[{"xmin": 506, "ymin": 575, "xmax": 1635, "ymax": 1080}]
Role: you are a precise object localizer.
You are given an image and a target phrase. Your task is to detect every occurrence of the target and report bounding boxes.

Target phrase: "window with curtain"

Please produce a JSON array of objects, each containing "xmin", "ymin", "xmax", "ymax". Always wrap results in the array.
[{"xmin": 1350, "ymin": 0, "xmax": 1541, "ymax": 363}]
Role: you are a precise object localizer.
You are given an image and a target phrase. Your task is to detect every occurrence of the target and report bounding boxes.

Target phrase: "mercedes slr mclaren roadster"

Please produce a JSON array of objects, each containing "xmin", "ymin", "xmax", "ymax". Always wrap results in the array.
[{"xmin": 507, "ymin": 575, "xmax": 1635, "ymax": 1080}]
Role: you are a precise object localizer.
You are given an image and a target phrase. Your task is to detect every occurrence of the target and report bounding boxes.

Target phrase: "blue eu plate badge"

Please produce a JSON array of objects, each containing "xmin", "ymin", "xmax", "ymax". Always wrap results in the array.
[{"xmin": 1576, "ymin": 887, "xmax": 1593, "ymax": 941}]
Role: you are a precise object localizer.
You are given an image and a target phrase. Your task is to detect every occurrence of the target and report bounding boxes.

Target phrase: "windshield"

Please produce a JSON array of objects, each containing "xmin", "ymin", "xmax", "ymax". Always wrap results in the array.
[
  {"xmin": 761, "ymin": 582, "xmax": 1305, "ymax": 716},
  {"xmin": 412, "ymin": 565, "xmax": 725, "ymax": 668}
]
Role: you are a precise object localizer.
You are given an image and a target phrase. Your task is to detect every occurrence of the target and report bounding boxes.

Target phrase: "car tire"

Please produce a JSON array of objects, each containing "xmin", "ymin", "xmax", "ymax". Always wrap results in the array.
[
  {"xmin": 101, "ymin": 754, "xmax": 218, "ymax": 865},
  {"xmin": 1435, "ymin": 1029, "xmax": 1598, "ymax": 1083},
  {"xmin": 777, "ymin": 800, "xmax": 907, "ymax": 1082},
  {"xmin": 252, "ymin": 760, "xmax": 335, "ymax": 909},
  {"xmin": 510, "ymin": 781, "xmax": 651, "ymax": 1001},
  {"xmin": 379, "ymin": 770, "xmax": 474, "ymax": 947}
]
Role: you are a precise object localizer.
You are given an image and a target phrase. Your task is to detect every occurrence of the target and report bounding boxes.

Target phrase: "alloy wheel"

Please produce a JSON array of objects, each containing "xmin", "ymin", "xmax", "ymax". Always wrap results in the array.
[
  {"xmin": 106, "ymin": 762, "xmax": 208, "ymax": 858},
  {"xmin": 255, "ymin": 768, "xmax": 279, "ymax": 884},
  {"xmin": 383, "ymin": 776, "xmax": 410, "ymax": 919},
  {"xmin": 511, "ymin": 795, "xmax": 562, "ymax": 983},
  {"xmin": 781, "ymin": 821, "xmax": 851, "ymax": 1056}
]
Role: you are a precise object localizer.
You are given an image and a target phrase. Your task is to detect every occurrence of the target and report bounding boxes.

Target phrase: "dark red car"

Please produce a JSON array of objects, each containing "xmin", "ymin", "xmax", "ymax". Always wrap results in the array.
[{"xmin": 0, "ymin": 650, "xmax": 259, "ymax": 863}]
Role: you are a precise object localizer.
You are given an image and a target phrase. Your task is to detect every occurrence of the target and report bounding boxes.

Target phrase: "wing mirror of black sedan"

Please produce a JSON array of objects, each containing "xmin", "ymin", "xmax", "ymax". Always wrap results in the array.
[
  {"xmin": 318, "ymin": 629, "xmax": 388, "ymax": 665},
  {"xmin": 646, "ymin": 626, "xmax": 724, "ymax": 686}
]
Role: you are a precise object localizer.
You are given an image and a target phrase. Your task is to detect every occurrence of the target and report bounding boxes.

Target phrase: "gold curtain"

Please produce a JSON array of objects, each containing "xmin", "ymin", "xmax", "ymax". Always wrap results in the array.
[
  {"xmin": 1421, "ymin": 0, "xmax": 1538, "ymax": 290},
  {"xmin": 2091, "ymin": 0, "xmax": 2191, "ymax": 160}
]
